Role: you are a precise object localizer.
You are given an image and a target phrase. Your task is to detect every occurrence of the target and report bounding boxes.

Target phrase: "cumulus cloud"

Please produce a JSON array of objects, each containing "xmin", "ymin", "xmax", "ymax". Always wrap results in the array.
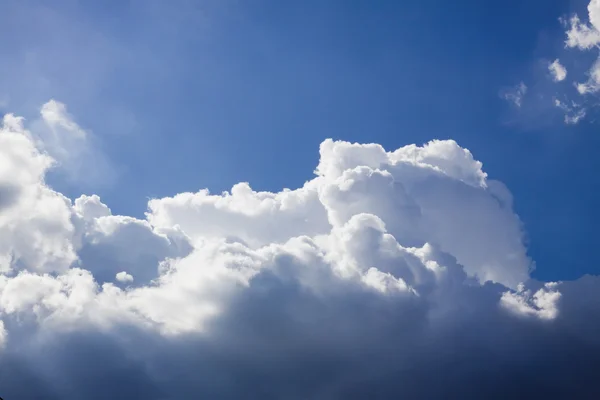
[
  {"xmin": 510, "ymin": 1, "xmax": 600, "ymax": 124},
  {"xmin": 554, "ymin": 1, "xmax": 600, "ymax": 124},
  {"xmin": 0, "ymin": 114, "xmax": 77, "ymax": 274},
  {"xmin": 500, "ymin": 82, "xmax": 527, "ymax": 107},
  {"xmin": 0, "ymin": 106, "xmax": 599, "ymax": 398},
  {"xmin": 574, "ymin": 56, "xmax": 600, "ymax": 95},
  {"xmin": 558, "ymin": 2, "xmax": 600, "ymax": 123},
  {"xmin": 565, "ymin": 0, "xmax": 600, "ymax": 50},
  {"xmin": 501, "ymin": 282, "xmax": 561, "ymax": 320},
  {"xmin": 548, "ymin": 59, "xmax": 567, "ymax": 81},
  {"xmin": 115, "ymin": 271, "xmax": 134, "ymax": 283}
]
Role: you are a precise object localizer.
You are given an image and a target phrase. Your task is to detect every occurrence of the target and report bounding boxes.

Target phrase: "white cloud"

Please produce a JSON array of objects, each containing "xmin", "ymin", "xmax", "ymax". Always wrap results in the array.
[
  {"xmin": 565, "ymin": 0, "xmax": 600, "ymax": 49},
  {"xmin": 501, "ymin": 282, "xmax": 561, "ymax": 320},
  {"xmin": 0, "ymin": 320, "xmax": 6, "ymax": 349},
  {"xmin": 115, "ymin": 271, "xmax": 134, "ymax": 283},
  {"xmin": 147, "ymin": 181, "xmax": 329, "ymax": 249},
  {"xmin": 554, "ymin": 98, "xmax": 587, "ymax": 124},
  {"xmin": 556, "ymin": 2, "xmax": 600, "ymax": 122},
  {"xmin": 500, "ymin": 82, "xmax": 527, "ymax": 107},
  {"xmin": 0, "ymin": 114, "xmax": 78, "ymax": 273},
  {"xmin": 565, "ymin": 108, "xmax": 587, "ymax": 124},
  {"xmin": 508, "ymin": 1, "xmax": 600, "ymax": 124},
  {"xmin": 565, "ymin": 16, "xmax": 600, "ymax": 49},
  {"xmin": 33, "ymin": 99, "xmax": 88, "ymax": 165},
  {"xmin": 40, "ymin": 100, "xmax": 87, "ymax": 138},
  {"xmin": 574, "ymin": 56, "xmax": 600, "ymax": 95},
  {"xmin": 30, "ymin": 99, "xmax": 115, "ymax": 187},
  {"xmin": 150, "ymin": 139, "xmax": 527, "ymax": 288},
  {"xmin": 548, "ymin": 59, "xmax": 567, "ymax": 81},
  {"xmin": 1, "ymin": 105, "xmax": 600, "ymax": 398},
  {"xmin": 74, "ymin": 194, "xmax": 111, "ymax": 221}
]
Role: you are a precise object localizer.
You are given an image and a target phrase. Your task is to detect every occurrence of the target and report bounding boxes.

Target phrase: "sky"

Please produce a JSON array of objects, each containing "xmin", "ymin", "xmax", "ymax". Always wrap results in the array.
[{"xmin": 1, "ymin": 0, "xmax": 600, "ymax": 398}]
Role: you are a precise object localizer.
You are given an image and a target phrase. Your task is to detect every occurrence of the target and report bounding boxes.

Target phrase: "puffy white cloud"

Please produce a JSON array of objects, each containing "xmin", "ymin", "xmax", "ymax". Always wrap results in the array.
[
  {"xmin": 500, "ymin": 82, "xmax": 527, "ymax": 107},
  {"xmin": 73, "ymin": 194, "xmax": 111, "ymax": 221},
  {"xmin": 151, "ymin": 139, "xmax": 526, "ymax": 288},
  {"xmin": 574, "ymin": 56, "xmax": 600, "ymax": 96},
  {"xmin": 501, "ymin": 282, "xmax": 561, "ymax": 320},
  {"xmin": 0, "ymin": 114, "xmax": 77, "ymax": 274},
  {"xmin": 548, "ymin": 59, "xmax": 567, "ymax": 81},
  {"xmin": 1, "ymin": 105, "xmax": 600, "ymax": 398},
  {"xmin": 0, "ymin": 268, "xmax": 97, "ymax": 321},
  {"xmin": 555, "ymin": 1, "xmax": 600, "ymax": 122},
  {"xmin": 0, "ymin": 111, "xmax": 190, "ymax": 283},
  {"xmin": 115, "ymin": 271, "xmax": 133, "ymax": 283},
  {"xmin": 565, "ymin": 0, "xmax": 600, "ymax": 49},
  {"xmin": 316, "ymin": 139, "xmax": 528, "ymax": 288},
  {"xmin": 147, "ymin": 180, "xmax": 330, "ymax": 248}
]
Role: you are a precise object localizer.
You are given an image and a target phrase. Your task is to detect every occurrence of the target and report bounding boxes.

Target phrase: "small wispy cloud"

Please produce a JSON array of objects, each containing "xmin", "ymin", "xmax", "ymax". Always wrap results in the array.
[
  {"xmin": 548, "ymin": 59, "xmax": 567, "ymax": 82},
  {"xmin": 0, "ymin": 93, "xmax": 9, "ymax": 109},
  {"xmin": 507, "ymin": 1, "xmax": 600, "ymax": 125},
  {"xmin": 555, "ymin": 98, "xmax": 587, "ymax": 124},
  {"xmin": 565, "ymin": 109, "xmax": 587, "ymax": 124},
  {"xmin": 500, "ymin": 82, "xmax": 527, "ymax": 107},
  {"xmin": 30, "ymin": 99, "xmax": 116, "ymax": 187}
]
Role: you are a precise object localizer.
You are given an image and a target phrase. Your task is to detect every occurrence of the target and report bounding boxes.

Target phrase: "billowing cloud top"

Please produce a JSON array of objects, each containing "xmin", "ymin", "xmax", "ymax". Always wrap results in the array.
[{"xmin": 0, "ymin": 107, "xmax": 599, "ymax": 399}]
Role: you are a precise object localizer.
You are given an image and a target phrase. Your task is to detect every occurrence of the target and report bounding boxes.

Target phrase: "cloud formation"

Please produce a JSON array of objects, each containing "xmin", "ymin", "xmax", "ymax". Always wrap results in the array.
[
  {"xmin": 548, "ymin": 59, "xmax": 567, "ymax": 82},
  {"xmin": 115, "ymin": 271, "xmax": 134, "ymax": 283},
  {"xmin": 560, "ymin": 1, "xmax": 600, "ymax": 121},
  {"xmin": 0, "ymin": 104, "xmax": 599, "ymax": 399},
  {"xmin": 503, "ymin": 1, "xmax": 600, "ymax": 124},
  {"xmin": 513, "ymin": 0, "xmax": 600, "ymax": 124},
  {"xmin": 554, "ymin": 98, "xmax": 587, "ymax": 124},
  {"xmin": 0, "ymin": 114, "xmax": 77, "ymax": 274},
  {"xmin": 500, "ymin": 81, "xmax": 527, "ymax": 107},
  {"xmin": 565, "ymin": 0, "xmax": 600, "ymax": 50},
  {"xmin": 30, "ymin": 99, "xmax": 115, "ymax": 187}
]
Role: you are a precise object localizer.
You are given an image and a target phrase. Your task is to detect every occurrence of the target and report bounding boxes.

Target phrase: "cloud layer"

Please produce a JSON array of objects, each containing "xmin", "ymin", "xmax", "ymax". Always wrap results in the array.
[{"xmin": 0, "ymin": 106, "xmax": 599, "ymax": 399}]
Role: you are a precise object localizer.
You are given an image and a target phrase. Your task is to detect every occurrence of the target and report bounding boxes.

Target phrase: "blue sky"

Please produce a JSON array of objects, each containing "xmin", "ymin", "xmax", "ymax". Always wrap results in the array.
[
  {"xmin": 3, "ymin": 1, "xmax": 600, "ymax": 398},
  {"xmin": 1, "ymin": 1, "xmax": 598, "ymax": 283}
]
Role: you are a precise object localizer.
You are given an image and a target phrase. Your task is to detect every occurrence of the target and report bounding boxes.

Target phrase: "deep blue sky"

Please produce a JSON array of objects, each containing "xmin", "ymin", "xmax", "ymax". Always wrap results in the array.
[{"xmin": 0, "ymin": 0, "xmax": 598, "ymax": 281}]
